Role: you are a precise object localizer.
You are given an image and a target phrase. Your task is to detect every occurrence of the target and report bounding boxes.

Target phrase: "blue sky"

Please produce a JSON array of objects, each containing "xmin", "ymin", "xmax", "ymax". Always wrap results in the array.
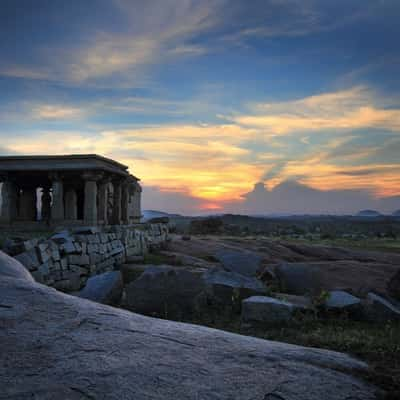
[{"xmin": 1, "ymin": 0, "xmax": 400, "ymax": 214}]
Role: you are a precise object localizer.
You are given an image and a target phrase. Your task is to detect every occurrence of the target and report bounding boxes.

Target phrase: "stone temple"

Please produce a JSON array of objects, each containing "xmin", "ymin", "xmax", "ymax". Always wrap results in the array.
[{"xmin": 0, "ymin": 154, "xmax": 141, "ymax": 227}]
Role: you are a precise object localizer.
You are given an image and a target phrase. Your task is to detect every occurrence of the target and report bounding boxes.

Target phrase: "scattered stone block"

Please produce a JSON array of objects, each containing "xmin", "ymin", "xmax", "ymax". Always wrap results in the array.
[
  {"xmin": 363, "ymin": 292, "xmax": 400, "ymax": 321},
  {"xmin": 241, "ymin": 296, "xmax": 298, "ymax": 326},
  {"xmin": 78, "ymin": 271, "xmax": 123, "ymax": 305},
  {"xmin": 388, "ymin": 269, "xmax": 400, "ymax": 301},
  {"xmin": 71, "ymin": 226, "xmax": 101, "ymax": 235},
  {"xmin": 203, "ymin": 268, "xmax": 266, "ymax": 307},
  {"xmin": 61, "ymin": 241, "xmax": 76, "ymax": 254},
  {"xmin": 68, "ymin": 254, "xmax": 90, "ymax": 266},
  {"xmin": 275, "ymin": 293, "xmax": 313, "ymax": 310},
  {"xmin": 215, "ymin": 250, "xmax": 262, "ymax": 277},
  {"xmin": 274, "ymin": 262, "xmax": 323, "ymax": 296},
  {"xmin": 125, "ymin": 265, "xmax": 205, "ymax": 317},
  {"xmin": 325, "ymin": 290, "xmax": 361, "ymax": 310},
  {"xmin": 50, "ymin": 230, "xmax": 71, "ymax": 244},
  {"xmin": 54, "ymin": 270, "xmax": 81, "ymax": 292},
  {"xmin": 14, "ymin": 249, "xmax": 40, "ymax": 271}
]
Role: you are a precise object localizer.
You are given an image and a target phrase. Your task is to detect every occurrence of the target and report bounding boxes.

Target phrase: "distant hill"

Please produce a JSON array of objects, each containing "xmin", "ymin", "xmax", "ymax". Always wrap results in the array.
[
  {"xmin": 142, "ymin": 210, "xmax": 183, "ymax": 221},
  {"xmin": 392, "ymin": 210, "xmax": 400, "ymax": 217},
  {"xmin": 356, "ymin": 210, "xmax": 383, "ymax": 217}
]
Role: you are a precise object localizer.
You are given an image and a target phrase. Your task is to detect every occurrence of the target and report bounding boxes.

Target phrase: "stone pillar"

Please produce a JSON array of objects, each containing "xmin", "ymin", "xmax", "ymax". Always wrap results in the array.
[
  {"xmin": 50, "ymin": 174, "xmax": 64, "ymax": 221},
  {"xmin": 83, "ymin": 172, "xmax": 102, "ymax": 225},
  {"xmin": 41, "ymin": 187, "xmax": 51, "ymax": 222},
  {"xmin": 112, "ymin": 179, "xmax": 122, "ymax": 225},
  {"xmin": 1, "ymin": 179, "xmax": 18, "ymax": 223},
  {"xmin": 121, "ymin": 181, "xmax": 130, "ymax": 225},
  {"xmin": 97, "ymin": 180, "xmax": 109, "ymax": 224},
  {"xmin": 132, "ymin": 181, "xmax": 142, "ymax": 222},
  {"xmin": 19, "ymin": 188, "xmax": 37, "ymax": 221},
  {"xmin": 65, "ymin": 188, "xmax": 78, "ymax": 220}
]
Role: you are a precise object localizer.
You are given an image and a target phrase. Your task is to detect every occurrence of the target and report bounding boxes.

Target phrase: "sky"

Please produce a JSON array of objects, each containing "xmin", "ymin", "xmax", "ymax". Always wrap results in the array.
[{"xmin": 1, "ymin": 0, "xmax": 400, "ymax": 215}]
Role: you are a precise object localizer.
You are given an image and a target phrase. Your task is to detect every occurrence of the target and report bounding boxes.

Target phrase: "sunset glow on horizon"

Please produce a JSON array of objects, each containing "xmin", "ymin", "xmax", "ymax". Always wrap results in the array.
[{"xmin": 1, "ymin": 1, "xmax": 400, "ymax": 214}]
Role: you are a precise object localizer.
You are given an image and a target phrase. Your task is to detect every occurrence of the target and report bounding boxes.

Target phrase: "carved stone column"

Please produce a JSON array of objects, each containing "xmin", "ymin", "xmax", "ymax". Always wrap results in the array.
[
  {"xmin": 1, "ymin": 178, "xmax": 18, "ymax": 223},
  {"xmin": 50, "ymin": 173, "xmax": 64, "ymax": 221},
  {"xmin": 41, "ymin": 187, "xmax": 51, "ymax": 222},
  {"xmin": 65, "ymin": 188, "xmax": 78, "ymax": 220},
  {"xmin": 132, "ymin": 181, "xmax": 142, "ymax": 222},
  {"xmin": 111, "ymin": 178, "xmax": 122, "ymax": 225},
  {"xmin": 19, "ymin": 188, "xmax": 37, "ymax": 221},
  {"xmin": 97, "ymin": 178, "xmax": 110, "ymax": 224},
  {"xmin": 83, "ymin": 171, "xmax": 103, "ymax": 225},
  {"xmin": 121, "ymin": 180, "xmax": 130, "ymax": 225}
]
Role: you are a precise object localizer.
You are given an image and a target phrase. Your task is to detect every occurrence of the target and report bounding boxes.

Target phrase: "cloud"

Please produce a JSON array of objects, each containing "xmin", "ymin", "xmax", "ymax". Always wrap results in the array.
[
  {"xmin": 142, "ymin": 185, "xmax": 206, "ymax": 215},
  {"xmin": 1, "ymin": 124, "xmax": 262, "ymax": 202},
  {"xmin": 224, "ymin": 180, "xmax": 400, "ymax": 215},
  {"xmin": 220, "ymin": 0, "xmax": 380, "ymax": 46},
  {"xmin": 231, "ymin": 86, "xmax": 400, "ymax": 134},
  {"xmin": 32, "ymin": 105, "xmax": 85, "ymax": 120},
  {"xmin": 0, "ymin": 0, "xmax": 225, "ymax": 86}
]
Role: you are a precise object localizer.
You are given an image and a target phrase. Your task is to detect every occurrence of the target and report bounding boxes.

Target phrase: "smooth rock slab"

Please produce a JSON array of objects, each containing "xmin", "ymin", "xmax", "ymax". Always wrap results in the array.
[
  {"xmin": 0, "ymin": 254, "xmax": 378, "ymax": 400},
  {"xmin": 203, "ymin": 268, "xmax": 267, "ymax": 306},
  {"xmin": 78, "ymin": 271, "xmax": 123, "ymax": 305},
  {"xmin": 325, "ymin": 290, "xmax": 361, "ymax": 310},
  {"xmin": 121, "ymin": 263, "xmax": 149, "ymax": 284},
  {"xmin": 388, "ymin": 269, "xmax": 400, "ymax": 301},
  {"xmin": 216, "ymin": 250, "xmax": 262, "ymax": 277},
  {"xmin": 274, "ymin": 262, "xmax": 323, "ymax": 295},
  {"xmin": 125, "ymin": 265, "xmax": 205, "ymax": 318},
  {"xmin": 242, "ymin": 295, "xmax": 300, "ymax": 325},
  {"xmin": 364, "ymin": 292, "xmax": 400, "ymax": 321}
]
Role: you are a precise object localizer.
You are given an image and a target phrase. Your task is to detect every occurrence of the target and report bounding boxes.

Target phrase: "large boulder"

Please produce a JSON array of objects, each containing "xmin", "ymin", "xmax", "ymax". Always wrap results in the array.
[
  {"xmin": 324, "ymin": 290, "xmax": 361, "ymax": 311},
  {"xmin": 363, "ymin": 292, "xmax": 400, "ymax": 322},
  {"xmin": 387, "ymin": 269, "xmax": 400, "ymax": 301},
  {"xmin": 124, "ymin": 265, "xmax": 205, "ymax": 318},
  {"xmin": 274, "ymin": 262, "xmax": 323, "ymax": 295},
  {"xmin": 0, "ymin": 252, "xmax": 378, "ymax": 399},
  {"xmin": 215, "ymin": 250, "xmax": 262, "ymax": 277},
  {"xmin": 78, "ymin": 271, "xmax": 123, "ymax": 305},
  {"xmin": 0, "ymin": 251, "xmax": 34, "ymax": 282},
  {"xmin": 121, "ymin": 263, "xmax": 149, "ymax": 284},
  {"xmin": 203, "ymin": 268, "xmax": 267, "ymax": 307},
  {"xmin": 241, "ymin": 295, "xmax": 305, "ymax": 326}
]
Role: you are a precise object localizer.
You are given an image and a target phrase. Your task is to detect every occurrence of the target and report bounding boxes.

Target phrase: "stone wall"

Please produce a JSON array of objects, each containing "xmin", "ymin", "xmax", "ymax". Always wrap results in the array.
[{"xmin": 6, "ymin": 223, "xmax": 168, "ymax": 292}]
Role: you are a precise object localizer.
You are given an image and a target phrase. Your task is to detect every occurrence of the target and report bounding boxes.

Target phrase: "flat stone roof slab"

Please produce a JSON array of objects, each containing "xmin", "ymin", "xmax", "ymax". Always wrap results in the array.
[{"xmin": 0, "ymin": 154, "xmax": 136, "ymax": 178}]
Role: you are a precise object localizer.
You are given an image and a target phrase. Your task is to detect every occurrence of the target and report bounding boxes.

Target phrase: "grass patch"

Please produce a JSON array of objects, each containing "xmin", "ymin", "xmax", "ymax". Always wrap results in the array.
[
  {"xmin": 284, "ymin": 237, "xmax": 400, "ymax": 253},
  {"xmin": 143, "ymin": 252, "xmax": 183, "ymax": 266}
]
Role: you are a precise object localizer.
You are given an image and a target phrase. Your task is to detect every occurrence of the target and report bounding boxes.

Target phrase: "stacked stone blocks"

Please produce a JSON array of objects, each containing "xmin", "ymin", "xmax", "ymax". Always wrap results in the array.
[{"xmin": 11, "ymin": 223, "xmax": 168, "ymax": 291}]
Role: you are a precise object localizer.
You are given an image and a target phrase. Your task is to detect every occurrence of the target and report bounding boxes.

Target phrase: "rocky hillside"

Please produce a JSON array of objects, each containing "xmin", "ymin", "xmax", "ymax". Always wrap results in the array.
[{"xmin": 0, "ymin": 251, "xmax": 380, "ymax": 400}]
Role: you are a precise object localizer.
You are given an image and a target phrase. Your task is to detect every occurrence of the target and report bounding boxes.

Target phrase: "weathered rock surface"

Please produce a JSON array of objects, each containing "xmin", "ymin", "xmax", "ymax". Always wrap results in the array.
[
  {"xmin": 216, "ymin": 249, "xmax": 262, "ymax": 277},
  {"xmin": 388, "ymin": 269, "xmax": 400, "ymax": 301},
  {"xmin": 274, "ymin": 262, "xmax": 323, "ymax": 295},
  {"xmin": 203, "ymin": 268, "xmax": 267, "ymax": 306},
  {"xmin": 274, "ymin": 293, "xmax": 313, "ymax": 310},
  {"xmin": 0, "ymin": 252, "xmax": 378, "ymax": 399},
  {"xmin": 125, "ymin": 265, "xmax": 205, "ymax": 317},
  {"xmin": 0, "ymin": 251, "xmax": 34, "ymax": 282},
  {"xmin": 78, "ymin": 271, "xmax": 123, "ymax": 305},
  {"xmin": 363, "ymin": 292, "xmax": 400, "ymax": 321},
  {"xmin": 121, "ymin": 263, "xmax": 149, "ymax": 284},
  {"xmin": 325, "ymin": 290, "xmax": 361, "ymax": 310},
  {"xmin": 242, "ymin": 295, "xmax": 304, "ymax": 325}
]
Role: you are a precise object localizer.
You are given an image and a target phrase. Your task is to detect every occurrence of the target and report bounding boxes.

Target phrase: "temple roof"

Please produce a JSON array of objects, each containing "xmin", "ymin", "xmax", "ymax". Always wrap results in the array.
[{"xmin": 0, "ymin": 154, "xmax": 138, "ymax": 179}]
